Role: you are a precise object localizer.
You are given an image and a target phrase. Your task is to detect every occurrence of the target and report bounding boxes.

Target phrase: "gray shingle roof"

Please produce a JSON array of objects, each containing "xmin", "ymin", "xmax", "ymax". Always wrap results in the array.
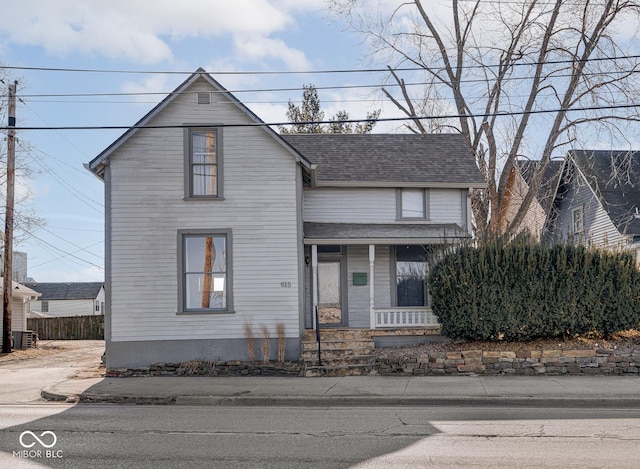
[
  {"xmin": 25, "ymin": 282, "xmax": 104, "ymax": 301},
  {"xmin": 283, "ymin": 134, "xmax": 486, "ymax": 186},
  {"xmin": 568, "ymin": 150, "xmax": 640, "ymax": 236},
  {"xmin": 515, "ymin": 159, "xmax": 564, "ymax": 213}
]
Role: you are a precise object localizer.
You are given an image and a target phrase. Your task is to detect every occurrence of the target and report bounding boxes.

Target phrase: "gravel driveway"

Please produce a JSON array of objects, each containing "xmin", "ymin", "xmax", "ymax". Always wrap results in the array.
[{"xmin": 0, "ymin": 340, "xmax": 105, "ymax": 403}]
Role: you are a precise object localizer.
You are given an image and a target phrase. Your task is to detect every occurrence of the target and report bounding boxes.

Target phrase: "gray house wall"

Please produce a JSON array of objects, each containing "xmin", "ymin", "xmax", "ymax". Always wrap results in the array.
[
  {"xmin": 104, "ymin": 77, "xmax": 302, "ymax": 368},
  {"xmin": 555, "ymin": 170, "xmax": 626, "ymax": 248},
  {"xmin": 304, "ymin": 187, "xmax": 465, "ymax": 224}
]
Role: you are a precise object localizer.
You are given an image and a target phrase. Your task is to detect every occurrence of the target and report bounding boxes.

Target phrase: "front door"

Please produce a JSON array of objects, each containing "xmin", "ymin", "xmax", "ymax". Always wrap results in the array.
[{"xmin": 318, "ymin": 260, "xmax": 343, "ymax": 326}]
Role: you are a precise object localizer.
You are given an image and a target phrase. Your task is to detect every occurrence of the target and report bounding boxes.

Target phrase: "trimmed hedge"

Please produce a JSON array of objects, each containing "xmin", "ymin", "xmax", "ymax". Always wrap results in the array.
[{"xmin": 429, "ymin": 239, "xmax": 640, "ymax": 341}]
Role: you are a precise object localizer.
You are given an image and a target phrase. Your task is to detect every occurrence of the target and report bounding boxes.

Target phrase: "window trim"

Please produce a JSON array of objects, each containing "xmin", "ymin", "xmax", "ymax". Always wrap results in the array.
[
  {"xmin": 572, "ymin": 206, "xmax": 584, "ymax": 235},
  {"xmin": 184, "ymin": 126, "xmax": 224, "ymax": 200},
  {"xmin": 397, "ymin": 188, "xmax": 430, "ymax": 220},
  {"xmin": 392, "ymin": 245, "xmax": 430, "ymax": 308},
  {"xmin": 177, "ymin": 229, "xmax": 234, "ymax": 315},
  {"xmin": 41, "ymin": 300, "xmax": 49, "ymax": 313}
]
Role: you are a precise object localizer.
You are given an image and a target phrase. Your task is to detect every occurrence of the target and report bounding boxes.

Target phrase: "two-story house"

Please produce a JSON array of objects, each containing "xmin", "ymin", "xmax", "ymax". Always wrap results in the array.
[
  {"xmin": 499, "ymin": 159, "xmax": 564, "ymax": 239},
  {"xmin": 86, "ymin": 69, "xmax": 486, "ymax": 370},
  {"xmin": 547, "ymin": 149, "xmax": 640, "ymax": 260}
]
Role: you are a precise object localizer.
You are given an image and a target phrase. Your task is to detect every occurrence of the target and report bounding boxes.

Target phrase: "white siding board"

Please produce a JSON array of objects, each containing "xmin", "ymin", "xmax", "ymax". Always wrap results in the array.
[
  {"xmin": 30, "ymin": 299, "xmax": 97, "ymax": 317},
  {"xmin": 346, "ymin": 246, "xmax": 371, "ymax": 328},
  {"xmin": 304, "ymin": 187, "xmax": 466, "ymax": 225},
  {"xmin": 304, "ymin": 188, "xmax": 396, "ymax": 223},
  {"xmin": 374, "ymin": 246, "xmax": 392, "ymax": 308},
  {"xmin": 108, "ymin": 78, "xmax": 301, "ymax": 342},
  {"xmin": 429, "ymin": 189, "xmax": 464, "ymax": 224},
  {"xmin": 555, "ymin": 176, "xmax": 627, "ymax": 248}
]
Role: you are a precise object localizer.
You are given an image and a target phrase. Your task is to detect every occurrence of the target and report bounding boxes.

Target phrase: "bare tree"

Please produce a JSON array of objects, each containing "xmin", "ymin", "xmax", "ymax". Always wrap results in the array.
[{"xmin": 330, "ymin": 0, "xmax": 640, "ymax": 238}]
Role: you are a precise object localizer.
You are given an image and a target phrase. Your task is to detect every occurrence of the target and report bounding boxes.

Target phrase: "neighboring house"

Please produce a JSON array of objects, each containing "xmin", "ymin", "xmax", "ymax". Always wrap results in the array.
[
  {"xmin": 499, "ymin": 159, "xmax": 564, "ymax": 238},
  {"xmin": 547, "ymin": 149, "xmax": 640, "ymax": 260},
  {"xmin": 86, "ymin": 68, "xmax": 486, "ymax": 369},
  {"xmin": 26, "ymin": 282, "xmax": 105, "ymax": 318},
  {"xmin": 0, "ymin": 280, "xmax": 41, "ymax": 350}
]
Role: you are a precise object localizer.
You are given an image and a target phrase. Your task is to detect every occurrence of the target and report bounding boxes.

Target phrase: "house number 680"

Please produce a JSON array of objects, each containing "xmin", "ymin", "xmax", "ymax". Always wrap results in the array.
[{"xmin": 280, "ymin": 282, "xmax": 292, "ymax": 288}]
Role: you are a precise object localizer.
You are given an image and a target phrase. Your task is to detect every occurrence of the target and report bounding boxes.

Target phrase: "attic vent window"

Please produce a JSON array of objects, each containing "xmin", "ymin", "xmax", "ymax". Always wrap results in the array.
[{"xmin": 197, "ymin": 92, "xmax": 211, "ymax": 106}]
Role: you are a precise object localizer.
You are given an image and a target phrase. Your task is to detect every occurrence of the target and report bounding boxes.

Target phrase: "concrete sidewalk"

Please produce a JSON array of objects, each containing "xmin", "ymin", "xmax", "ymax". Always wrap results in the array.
[{"xmin": 42, "ymin": 374, "xmax": 640, "ymax": 407}]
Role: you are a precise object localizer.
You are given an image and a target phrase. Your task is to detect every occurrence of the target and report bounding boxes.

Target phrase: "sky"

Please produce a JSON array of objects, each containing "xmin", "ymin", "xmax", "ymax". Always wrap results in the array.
[
  {"xmin": 0, "ymin": 0, "xmax": 638, "ymax": 283},
  {"xmin": 0, "ymin": 0, "xmax": 406, "ymax": 283}
]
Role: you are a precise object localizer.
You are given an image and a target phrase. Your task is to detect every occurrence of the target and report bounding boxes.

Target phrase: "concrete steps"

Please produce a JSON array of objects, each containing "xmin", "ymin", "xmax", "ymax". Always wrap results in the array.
[{"xmin": 301, "ymin": 329, "xmax": 378, "ymax": 377}]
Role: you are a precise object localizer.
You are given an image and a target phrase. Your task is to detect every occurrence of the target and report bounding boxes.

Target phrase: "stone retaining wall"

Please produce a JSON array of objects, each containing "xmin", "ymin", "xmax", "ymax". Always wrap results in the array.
[
  {"xmin": 106, "ymin": 361, "xmax": 302, "ymax": 378},
  {"xmin": 379, "ymin": 347, "xmax": 640, "ymax": 375},
  {"xmin": 105, "ymin": 347, "xmax": 640, "ymax": 377}
]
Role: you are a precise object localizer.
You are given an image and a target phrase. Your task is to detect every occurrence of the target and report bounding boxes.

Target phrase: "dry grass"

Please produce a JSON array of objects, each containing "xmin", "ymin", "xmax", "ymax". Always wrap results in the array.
[
  {"xmin": 276, "ymin": 323, "xmax": 286, "ymax": 363},
  {"xmin": 243, "ymin": 322, "xmax": 256, "ymax": 362},
  {"xmin": 260, "ymin": 325, "xmax": 271, "ymax": 364}
]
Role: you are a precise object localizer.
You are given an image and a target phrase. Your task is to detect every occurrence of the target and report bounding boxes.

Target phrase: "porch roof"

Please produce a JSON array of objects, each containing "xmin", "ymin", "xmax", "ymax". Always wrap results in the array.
[{"xmin": 303, "ymin": 222, "xmax": 469, "ymax": 245}]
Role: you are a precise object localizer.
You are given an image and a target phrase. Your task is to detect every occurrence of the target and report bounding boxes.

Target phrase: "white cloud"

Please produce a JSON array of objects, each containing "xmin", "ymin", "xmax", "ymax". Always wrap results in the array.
[
  {"xmin": 233, "ymin": 35, "xmax": 311, "ymax": 70},
  {"xmin": 0, "ymin": 0, "xmax": 304, "ymax": 65}
]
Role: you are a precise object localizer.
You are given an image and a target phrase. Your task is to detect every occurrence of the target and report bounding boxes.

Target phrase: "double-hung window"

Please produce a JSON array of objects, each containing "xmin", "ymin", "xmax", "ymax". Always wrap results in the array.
[
  {"xmin": 398, "ymin": 188, "xmax": 429, "ymax": 220},
  {"xmin": 179, "ymin": 230, "xmax": 232, "ymax": 313},
  {"xmin": 572, "ymin": 206, "xmax": 584, "ymax": 235},
  {"xmin": 395, "ymin": 245, "xmax": 429, "ymax": 307},
  {"xmin": 185, "ymin": 128, "xmax": 222, "ymax": 198}
]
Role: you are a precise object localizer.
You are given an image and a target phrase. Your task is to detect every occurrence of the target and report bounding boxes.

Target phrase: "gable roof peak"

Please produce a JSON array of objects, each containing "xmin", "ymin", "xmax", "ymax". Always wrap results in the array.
[{"xmin": 86, "ymin": 68, "xmax": 310, "ymax": 178}]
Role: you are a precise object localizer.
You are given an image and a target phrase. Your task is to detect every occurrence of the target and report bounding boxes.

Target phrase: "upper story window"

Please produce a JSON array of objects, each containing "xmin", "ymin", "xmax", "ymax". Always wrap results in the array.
[
  {"xmin": 398, "ymin": 188, "xmax": 429, "ymax": 220},
  {"xmin": 572, "ymin": 206, "xmax": 584, "ymax": 235},
  {"xmin": 185, "ymin": 128, "xmax": 223, "ymax": 199}
]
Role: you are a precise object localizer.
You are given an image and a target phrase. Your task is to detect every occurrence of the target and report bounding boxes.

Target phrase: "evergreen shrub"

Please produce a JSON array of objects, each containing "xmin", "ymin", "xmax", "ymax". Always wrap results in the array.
[{"xmin": 428, "ymin": 238, "xmax": 640, "ymax": 341}]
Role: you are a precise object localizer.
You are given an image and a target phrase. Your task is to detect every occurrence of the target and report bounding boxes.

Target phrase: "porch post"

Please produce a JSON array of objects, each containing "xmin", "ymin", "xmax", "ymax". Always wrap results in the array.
[
  {"xmin": 369, "ymin": 244, "xmax": 375, "ymax": 329},
  {"xmin": 311, "ymin": 245, "xmax": 318, "ymax": 330}
]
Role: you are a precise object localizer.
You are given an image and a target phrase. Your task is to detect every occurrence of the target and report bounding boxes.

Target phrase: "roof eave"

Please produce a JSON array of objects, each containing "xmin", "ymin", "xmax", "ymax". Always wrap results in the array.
[{"xmin": 311, "ymin": 181, "xmax": 488, "ymax": 189}]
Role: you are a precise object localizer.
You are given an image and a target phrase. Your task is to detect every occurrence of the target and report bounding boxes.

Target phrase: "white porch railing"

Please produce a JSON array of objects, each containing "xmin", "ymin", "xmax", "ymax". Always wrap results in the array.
[{"xmin": 372, "ymin": 307, "xmax": 440, "ymax": 329}]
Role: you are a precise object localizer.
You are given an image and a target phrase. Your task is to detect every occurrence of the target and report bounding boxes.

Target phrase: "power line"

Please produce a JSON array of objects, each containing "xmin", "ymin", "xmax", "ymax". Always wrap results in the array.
[
  {"xmin": 26, "ymin": 231, "xmax": 104, "ymax": 271},
  {"xmin": 13, "ymin": 68, "xmax": 640, "ymax": 99},
  {"xmin": 3, "ymin": 101, "xmax": 640, "ymax": 132},
  {"xmin": 3, "ymin": 53, "xmax": 639, "ymax": 75}
]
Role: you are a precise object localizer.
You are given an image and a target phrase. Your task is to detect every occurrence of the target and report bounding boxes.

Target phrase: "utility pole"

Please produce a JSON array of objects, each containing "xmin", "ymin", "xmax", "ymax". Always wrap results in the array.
[{"xmin": 2, "ymin": 81, "xmax": 16, "ymax": 354}]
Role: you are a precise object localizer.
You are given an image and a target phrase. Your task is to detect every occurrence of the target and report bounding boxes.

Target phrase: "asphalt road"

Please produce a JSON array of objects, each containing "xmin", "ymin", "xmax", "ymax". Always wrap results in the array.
[{"xmin": 0, "ymin": 404, "xmax": 639, "ymax": 468}]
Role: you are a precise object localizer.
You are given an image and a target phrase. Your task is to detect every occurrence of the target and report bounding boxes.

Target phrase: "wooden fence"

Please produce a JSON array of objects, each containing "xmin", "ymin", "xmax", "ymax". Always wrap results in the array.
[{"xmin": 27, "ymin": 315, "xmax": 104, "ymax": 340}]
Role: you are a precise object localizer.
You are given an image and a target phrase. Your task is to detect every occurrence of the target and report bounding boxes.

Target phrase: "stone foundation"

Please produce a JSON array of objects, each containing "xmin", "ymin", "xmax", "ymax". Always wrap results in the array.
[
  {"xmin": 106, "ymin": 361, "xmax": 302, "ymax": 377},
  {"xmin": 379, "ymin": 347, "xmax": 640, "ymax": 375},
  {"xmin": 105, "ymin": 346, "xmax": 640, "ymax": 377}
]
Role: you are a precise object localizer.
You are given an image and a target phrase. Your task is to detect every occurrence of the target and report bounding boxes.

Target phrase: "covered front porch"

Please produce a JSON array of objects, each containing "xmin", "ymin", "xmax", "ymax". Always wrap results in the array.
[{"xmin": 303, "ymin": 222, "xmax": 469, "ymax": 332}]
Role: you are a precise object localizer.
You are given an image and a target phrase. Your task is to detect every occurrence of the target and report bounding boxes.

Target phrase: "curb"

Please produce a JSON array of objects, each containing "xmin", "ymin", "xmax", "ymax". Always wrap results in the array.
[
  {"xmin": 173, "ymin": 395, "xmax": 640, "ymax": 408},
  {"xmin": 40, "ymin": 388, "xmax": 640, "ymax": 408}
]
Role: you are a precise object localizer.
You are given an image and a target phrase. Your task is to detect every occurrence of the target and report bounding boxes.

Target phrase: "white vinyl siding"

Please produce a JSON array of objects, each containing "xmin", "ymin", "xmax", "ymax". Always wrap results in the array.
[
  {"xmin": 429, "ymin": 189, "xmax": 464, "ymax": 223},
  {"xmin": 344, "ymin": 245, "xmax": 392, "ymax": 327},
  {"xmin": 30, "ymin": 299, "xmax": 98, "ymax": 317},
  {"xmin": 108, "ymin": 79, "xmax": 300, "ymax": 342},
  {"xmin": 555, "ymin": 174, "xmax": 626, "ymax": 248},
  {"xmin": 304, "ymin": 187, "xmax": 465, "ymax": 225},
  {"xmin": 0, "ymin": 298, "xmax": 29, "ymax": 339},
  {"xmin": 304, "ymin": 188, "xmax": 396, "ymax": 223}
]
